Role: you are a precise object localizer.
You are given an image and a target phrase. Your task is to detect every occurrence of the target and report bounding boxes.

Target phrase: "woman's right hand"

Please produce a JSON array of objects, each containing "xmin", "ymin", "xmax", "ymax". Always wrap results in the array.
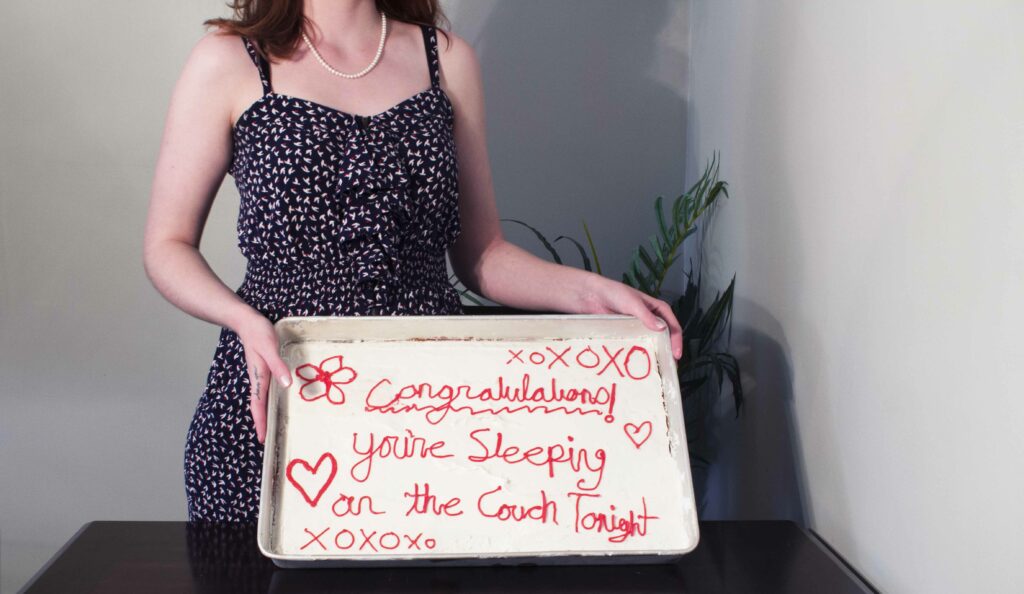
[{"xmin": 235, "ymin": 312, "xmax": 292, "ymax": 445}]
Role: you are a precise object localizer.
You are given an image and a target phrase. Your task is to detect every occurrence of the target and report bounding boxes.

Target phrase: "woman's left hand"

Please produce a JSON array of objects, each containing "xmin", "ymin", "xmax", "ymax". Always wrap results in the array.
[{"xmin": 575, "ymin": 274, "xmax": 684, "ymax": 360}]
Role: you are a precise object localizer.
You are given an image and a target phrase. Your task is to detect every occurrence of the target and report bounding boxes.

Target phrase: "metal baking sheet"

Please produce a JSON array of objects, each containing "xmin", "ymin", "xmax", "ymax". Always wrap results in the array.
[{"xmin": 256, "ymin": 314, "xmax": 699, "ymax": 567}]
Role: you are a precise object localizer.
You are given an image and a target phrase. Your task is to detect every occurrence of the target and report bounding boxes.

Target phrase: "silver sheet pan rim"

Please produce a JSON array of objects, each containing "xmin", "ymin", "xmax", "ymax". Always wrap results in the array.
[{"xmin": 256, "ymin": 313, "xmax": 699, "ymax": 566}]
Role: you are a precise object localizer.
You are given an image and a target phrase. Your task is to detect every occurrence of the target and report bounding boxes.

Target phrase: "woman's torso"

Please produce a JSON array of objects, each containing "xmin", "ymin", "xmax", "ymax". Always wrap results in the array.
[{"xmin": 227, "ymin": 24, "xmax": 463, "ymax": 320}]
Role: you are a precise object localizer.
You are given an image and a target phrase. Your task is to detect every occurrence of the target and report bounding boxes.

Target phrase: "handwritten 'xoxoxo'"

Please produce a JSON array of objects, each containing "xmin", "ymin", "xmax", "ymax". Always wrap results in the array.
[{"xmin": 503, "ymin": 343, "xmax": 654, "ymax": 379}]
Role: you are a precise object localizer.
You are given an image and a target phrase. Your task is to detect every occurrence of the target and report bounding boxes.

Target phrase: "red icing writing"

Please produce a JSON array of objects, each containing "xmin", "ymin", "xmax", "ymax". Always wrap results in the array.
[
  {"xmin": 364, "ymin": 374, "xmax": 617, "ymax": 425},
  {"xmin": 623, "ymin": 420, "xmax": 653, "ymax": 449},
  {"xmin": 568, "ymin": 492, "xmax": 659, "ymax": 543},
  {"xmin": 477, "ymin": 485, "xmax": 558, "ymax": 525},
  {"xmin": 403, "ymin": 482, "xmax": 464, "ymax": 517},
  {"xmin": 300, "ymin": 526, "xmax": 329, "ymax": 551},
  {"xmin": 504, "ymin": 343, "xmax": 653, "ymax": 381},
  {"xmin": 302, "ymin": 526, "xmax": 437, "ymax": 552},
  {"xmin": 350, "ymin": 429, "xmax": 453, "ymax": 483},
  {"xmin": 331, "ymin": 492, "xmax": 386, "ymax": 517},
  {"xmin": 295, "ymin": 354, "xmax": 357, "ymax": 405},
  {"xmin": 286, "ymin": 452, "xmax": 337, "ymax": 508},
  {"xmin": 467, "ymin": 428, "xmax": 606, "ymax": 491}
]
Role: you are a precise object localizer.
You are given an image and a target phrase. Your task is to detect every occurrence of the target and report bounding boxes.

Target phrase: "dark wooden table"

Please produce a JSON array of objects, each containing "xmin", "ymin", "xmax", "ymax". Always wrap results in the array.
[{"xmin": 21, "ymin": 521, "xmax": 874, "ymax": 593}]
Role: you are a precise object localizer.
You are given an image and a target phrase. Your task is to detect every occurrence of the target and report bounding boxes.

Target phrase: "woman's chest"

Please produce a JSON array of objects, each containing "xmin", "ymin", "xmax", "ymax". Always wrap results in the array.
[{"xmin": 228, "ymin": 89, "xmax": 457, "ymax": 192}]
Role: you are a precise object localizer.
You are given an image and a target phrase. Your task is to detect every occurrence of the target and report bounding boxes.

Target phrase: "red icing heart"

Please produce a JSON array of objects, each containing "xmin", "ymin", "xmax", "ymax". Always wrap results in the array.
[
  {"xmin": 286, "ymin": 452, "xmax": 337, "ymax": 507},
  {"xmin": 623, "ymin": 421, "xmax": 653, "ymax": 449}
]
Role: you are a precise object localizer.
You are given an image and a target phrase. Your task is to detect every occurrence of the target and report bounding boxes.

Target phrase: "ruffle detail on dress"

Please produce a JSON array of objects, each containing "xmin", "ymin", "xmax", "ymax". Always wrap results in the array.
[{"xmin": 332, "ymin": 119, "xmax": 415, "ymax": 309}]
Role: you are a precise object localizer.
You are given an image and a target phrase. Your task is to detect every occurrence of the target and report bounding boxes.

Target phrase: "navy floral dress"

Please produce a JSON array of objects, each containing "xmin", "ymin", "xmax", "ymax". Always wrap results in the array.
[{"xmin": 184, "ymin": 24, "xmax": 463, "ymax": 521}]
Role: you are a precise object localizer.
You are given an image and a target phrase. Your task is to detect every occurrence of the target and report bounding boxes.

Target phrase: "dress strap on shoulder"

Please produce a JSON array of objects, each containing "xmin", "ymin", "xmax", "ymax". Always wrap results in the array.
[
  {"xmin": 420, "ymin": 24, "xmax": 441, "ymax": 88},
  {"xmin": 240, "ymin": 36, "xmax": 273, "ymax": 96}
]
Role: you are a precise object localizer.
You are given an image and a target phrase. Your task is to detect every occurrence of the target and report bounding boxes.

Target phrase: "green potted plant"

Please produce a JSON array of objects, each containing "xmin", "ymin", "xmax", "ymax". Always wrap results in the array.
[{"xmin": 450, "ymin": 151, "xmax": 743, "ymax": 516}]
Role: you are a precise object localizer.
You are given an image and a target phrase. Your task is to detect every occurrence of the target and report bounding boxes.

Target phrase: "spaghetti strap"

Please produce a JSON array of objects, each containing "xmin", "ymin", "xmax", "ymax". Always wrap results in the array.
[
  {"xmin": 420, "ymin": 25, "xmax": 441, "ymax": 88},
  {"xmin": 240, "ymin": 36, "xmax": 272, "ymax": 96}
]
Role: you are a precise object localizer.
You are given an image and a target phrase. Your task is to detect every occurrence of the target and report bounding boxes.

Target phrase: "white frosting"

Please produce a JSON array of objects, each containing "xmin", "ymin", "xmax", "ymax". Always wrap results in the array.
[{"xmin": 268, "ymin": 336, "xmax": 697, "ymax": 558}]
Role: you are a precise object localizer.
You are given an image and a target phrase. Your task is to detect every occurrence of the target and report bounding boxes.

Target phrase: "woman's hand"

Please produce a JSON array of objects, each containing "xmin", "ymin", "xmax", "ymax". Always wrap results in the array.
[
  {"xmin": 577, "ymin": 274, "xmax": 685, "ymax": 360},
  {"xmin": 235, "ymin": 312, "xmax": 292, "ymax": 444}
]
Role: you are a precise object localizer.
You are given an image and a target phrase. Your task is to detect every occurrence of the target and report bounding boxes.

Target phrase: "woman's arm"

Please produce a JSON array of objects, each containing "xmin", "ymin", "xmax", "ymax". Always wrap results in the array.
[
  {"xmin": 143, "ymin": 30, "xmax": 250, "ymax": 332},
  {"xmin": 438, "ymin": 33, "xmax": 684, "ymax": 360},
  {"xmin": 142, "ymin": 29, "xmax": 290, "ymax": 442}
]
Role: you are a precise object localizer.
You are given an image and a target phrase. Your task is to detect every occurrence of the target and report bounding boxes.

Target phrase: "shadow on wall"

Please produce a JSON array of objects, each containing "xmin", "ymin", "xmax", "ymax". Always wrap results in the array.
[
  {"xmin": 702, "ymin": 314, "xmax": 809, "ymax": 524},
  {"xmin": 677, "ymin": 181, "xmax": 809, "ymax": 523},
  {"xmin": 469, "ymin": 0, "xmax": 689, "ymax": 282},
  {"xmin": 684, "ymin": 0, "xmax": 812, "ymax": 525}
]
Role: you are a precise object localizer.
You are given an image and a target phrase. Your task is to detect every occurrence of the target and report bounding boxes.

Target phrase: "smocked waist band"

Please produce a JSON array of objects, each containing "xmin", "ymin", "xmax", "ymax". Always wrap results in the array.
[{"xmin": 235, "ymin": 252, "xmax": 455, "ymax": 317}]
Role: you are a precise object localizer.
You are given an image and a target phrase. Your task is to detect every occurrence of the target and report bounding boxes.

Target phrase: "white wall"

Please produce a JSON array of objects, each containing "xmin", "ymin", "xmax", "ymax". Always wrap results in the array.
[
  {"xmin": 0, "ymin": 1, "xmax": 690, "ymax": 591},
  {"xmin": 687, "ymin": 2, "xmax": 1024, "ymax": 592},
  {"xmin": 12, "ymin": 1, "xmax": 1019, "ymax": 591}
]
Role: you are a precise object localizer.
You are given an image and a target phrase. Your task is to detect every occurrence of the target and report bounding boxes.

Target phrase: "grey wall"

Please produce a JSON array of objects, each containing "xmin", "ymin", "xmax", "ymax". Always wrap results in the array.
[
  {"xmin": 0, "ymin": 1, "xmax": 691, "ymax": 591},
  {"xmin": 687, "ymin": 1, "xmax": 1024, "ymax": 593}
]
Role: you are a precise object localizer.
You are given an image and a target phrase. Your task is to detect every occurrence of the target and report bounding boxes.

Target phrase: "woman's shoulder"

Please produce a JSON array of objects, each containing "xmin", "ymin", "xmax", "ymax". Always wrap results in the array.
[
  {"xmin": 168, "ymin": 26, "xmax": 259, "ymax": 131},
  {"xmin": 185, "ymin": 26, "xmax": 254, "ymax": 81},
  {"xmin": 178, "ymin": 26, "xmax": 261, "ymax": 100},
  {"xmin": 431, "ymin": 27, "xmax": 479, "ymax": 92},
  {"xmin": 433, "ymin": 26, "xmax": 475, "ymax": 66}
]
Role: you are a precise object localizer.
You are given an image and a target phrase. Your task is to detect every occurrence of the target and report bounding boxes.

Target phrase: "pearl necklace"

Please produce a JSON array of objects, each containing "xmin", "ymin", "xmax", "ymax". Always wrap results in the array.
[{"xmin": 301, "ymin": 11, "xmax": 387, "ymax": 79}]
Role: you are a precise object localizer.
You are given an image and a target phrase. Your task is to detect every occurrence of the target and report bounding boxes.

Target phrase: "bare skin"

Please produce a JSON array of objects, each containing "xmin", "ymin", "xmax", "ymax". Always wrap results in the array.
[{"xmin": 143, "ymin": 0, "xmax": 683, "ymax": 445}]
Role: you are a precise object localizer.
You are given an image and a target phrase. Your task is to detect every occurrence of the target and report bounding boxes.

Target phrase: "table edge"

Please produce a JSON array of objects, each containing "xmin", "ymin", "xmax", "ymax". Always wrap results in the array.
[
  {"xmin": 802, "ymin": 525, "xmax": 879, "ymax": 593},
  {"xmin": 19, "ymin": 521, "xmax": 94, "ymax": 593}
]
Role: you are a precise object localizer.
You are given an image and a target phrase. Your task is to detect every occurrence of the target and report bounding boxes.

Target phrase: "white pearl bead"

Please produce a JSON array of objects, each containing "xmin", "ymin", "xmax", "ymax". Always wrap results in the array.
[{"xmin": 302, "ymin": 12, "xmax": 388, "ymax": 79}]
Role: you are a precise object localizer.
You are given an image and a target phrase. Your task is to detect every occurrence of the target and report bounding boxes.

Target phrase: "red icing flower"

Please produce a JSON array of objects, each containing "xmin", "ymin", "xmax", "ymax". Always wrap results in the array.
[{"xmin": 295, "ymin": 355, "xmax": 357, "ymax": 405}]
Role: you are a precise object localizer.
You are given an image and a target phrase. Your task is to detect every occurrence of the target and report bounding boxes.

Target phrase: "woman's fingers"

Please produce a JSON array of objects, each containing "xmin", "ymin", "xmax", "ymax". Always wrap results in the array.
[
  {"xmin": 624, "ymin": 290, "xmax": 684, "ymax": 361},
  {"xmin": 245, "ymin": 351, "xmax": 270, "ymax": 444},
  {"xmin": 584, "ymin": 276, "xmax": 686, "ymax": 361},
  {"xmin": 268, "ymin": 352, "xmax": 292, "ymax": 390},
  {"xmin": 245, "ymin": 349, "xmax": 291, "ymax": 446},
  {"xmin": 236, "ymin": 314, "xmax": 294, "ymax": 445},
  {"xmin": 642, "ymin": 294, "xmax": 685, "ymax": 360}
]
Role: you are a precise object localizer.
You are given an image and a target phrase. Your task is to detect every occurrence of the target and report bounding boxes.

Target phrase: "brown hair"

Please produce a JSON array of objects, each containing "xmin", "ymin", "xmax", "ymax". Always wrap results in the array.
[{"xmin": 204, "ymin": 0, "xmax": 450, "ymax": 63}]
